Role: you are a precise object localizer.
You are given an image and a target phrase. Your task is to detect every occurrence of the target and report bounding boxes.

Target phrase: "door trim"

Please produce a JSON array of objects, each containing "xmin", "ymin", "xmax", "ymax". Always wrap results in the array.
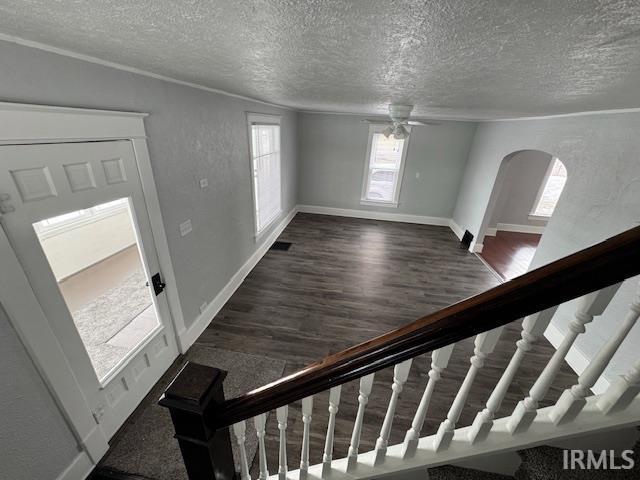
[{"xmin": 0, "ymin": 102, "xmax": 185, "ymax": 466}]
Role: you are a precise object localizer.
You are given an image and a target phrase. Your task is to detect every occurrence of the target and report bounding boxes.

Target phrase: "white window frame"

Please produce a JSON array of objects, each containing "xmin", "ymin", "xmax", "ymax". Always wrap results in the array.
[
  {"xmin": 246, "ymin": 112, "xmax": 283, "ymax": 238},
  {"xmin": 360, "ymin": 124, "xmax": 410, "ymax": 207},
  {"xmin": 529, "ymin": 157, "xmax": 565, "ymax": 220}
]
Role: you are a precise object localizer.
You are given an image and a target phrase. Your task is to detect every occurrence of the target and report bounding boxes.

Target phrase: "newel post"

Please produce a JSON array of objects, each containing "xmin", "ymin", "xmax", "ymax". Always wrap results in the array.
[{"xmin": 159, "ymin": 362, "xmax": 237, "ymax": 480}]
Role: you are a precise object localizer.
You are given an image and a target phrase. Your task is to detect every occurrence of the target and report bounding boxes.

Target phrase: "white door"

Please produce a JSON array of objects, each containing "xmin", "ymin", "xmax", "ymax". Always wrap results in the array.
[{"xmin": 0, "ymin": 140, "xmax": 178, "ymax": 439}]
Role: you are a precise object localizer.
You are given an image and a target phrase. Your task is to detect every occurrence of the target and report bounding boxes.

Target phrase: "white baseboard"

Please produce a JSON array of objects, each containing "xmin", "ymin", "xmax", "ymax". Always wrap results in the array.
[
  {"xmin": 472, "ymin": 242, "xmax": 484, "ymax": 253},
  {"xmin": 56, "ymin": 452, "xmax": 94, "ymax": 480},
  {"xmin": 485, "ymin": 227, "xmax": 497, "ymax": 237},
  {"xmin": 449, "ymin": 219, "xmax": 465, "ymax": 240},
  {"xmin": 496, "ymin": 223, "xmax": 546, "ymax": 235},
  {"xmin": 297, "ymin": 204, "xmax": 452, "ymax": 227},
  {"xmin": 544, "ymin": 321, "xmax": 610, "ymax": 394},
  {"xmin": 177, "ymin": 206, "xmax": 298, "ymax": 351}
]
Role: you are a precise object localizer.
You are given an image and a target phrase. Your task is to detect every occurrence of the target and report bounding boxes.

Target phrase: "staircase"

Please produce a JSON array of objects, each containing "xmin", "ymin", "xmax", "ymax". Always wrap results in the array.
[{"xmin": 159, "ymin": 226, "xmax": 640, "ymax": 480}]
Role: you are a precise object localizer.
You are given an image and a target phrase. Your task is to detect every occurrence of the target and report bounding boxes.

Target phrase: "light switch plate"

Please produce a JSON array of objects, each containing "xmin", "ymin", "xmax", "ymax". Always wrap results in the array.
[
  {"xmin": 180, "ymin": 219, "xmax": 192, "ymax": 236},
  {"xmin": 199, "ymin": 178, "xmax": 208, "ymax": 189}
]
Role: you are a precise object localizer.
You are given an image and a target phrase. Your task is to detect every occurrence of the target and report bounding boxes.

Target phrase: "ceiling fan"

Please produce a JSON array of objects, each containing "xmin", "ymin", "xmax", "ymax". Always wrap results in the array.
[{"xmin": 364, "ymin": 104, "xmax": 440, "ymax": 139}]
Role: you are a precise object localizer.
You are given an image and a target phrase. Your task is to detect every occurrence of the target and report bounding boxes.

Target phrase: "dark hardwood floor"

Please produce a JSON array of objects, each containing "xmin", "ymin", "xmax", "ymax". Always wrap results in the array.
[
  {"xmin": 191, "ymin": 213, "xmax": 577, "ymax": 476},
  {"xmin": 480, "ymin": 231, "xmax": 543, "ymax": 281}
]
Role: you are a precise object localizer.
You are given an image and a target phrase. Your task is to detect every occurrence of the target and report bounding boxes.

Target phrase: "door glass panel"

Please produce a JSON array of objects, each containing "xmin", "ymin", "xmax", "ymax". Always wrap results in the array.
[{"xmin": 33, "ymin": 197, "xmax": 160, "ymax": 381}]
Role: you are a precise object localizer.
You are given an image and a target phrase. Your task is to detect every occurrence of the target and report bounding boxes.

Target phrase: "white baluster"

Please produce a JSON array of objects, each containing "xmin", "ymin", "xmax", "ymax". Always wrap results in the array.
[
  {"xmin": 373, "ymin": 359, "xmax": 413, "ymax": 465},
  {"xmin": 468, "ymin": 307, "xmax": 557, "ymax": 444},
  {"xmin": 232, "ymin": 421, "xmax": 251, "ymax": 480},
  {"xmin": 597, "ymin": 359, "xmax": 640, "ymax": 415},
  {"xmin": 433, "ymin": 327, "xmax": 503, "ymax": 452},
  {"xmin": 277, "ymin": 406, "xmax": 288, "ymax": 480},
  {"xmin": 300, "ymin": 396, "xmax": 313, "ymax": 480},
  {"xmin": 346, "ymin": 373, "xmax": 375, "ymax": 471},
  {"xmin": 321, "ymin": 386, "xmax": 342, "ymax": 478},
  {"xmin": 254, "ymin": 413, "xmax": 269, "ymax": 480},
  {"xmin": 402, "ymin": 345, "xmax": 454, "ymax": 459},
  {"xmin": 507, "ymin": 284, "xmax": 621, "ymax": 434},
  {"xmin": 550, "ymin": 283, "xmax": 639, "ymax": 425}
]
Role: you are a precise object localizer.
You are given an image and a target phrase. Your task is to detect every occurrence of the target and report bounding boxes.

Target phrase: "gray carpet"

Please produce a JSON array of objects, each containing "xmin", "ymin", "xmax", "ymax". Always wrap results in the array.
[
  {"xmin": 72, "ymin": 269, "xmax": 152, "ymax": 379},
  {"xmin": 100, "ymin": 346, "xmax": 286, "ymax": 480}
]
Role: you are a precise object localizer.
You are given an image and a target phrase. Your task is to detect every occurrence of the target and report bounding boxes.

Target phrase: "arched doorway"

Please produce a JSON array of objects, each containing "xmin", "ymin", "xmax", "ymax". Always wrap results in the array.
[{"xmin": 477, "ymin": 150, "xmax": 567, "ymax": 280}]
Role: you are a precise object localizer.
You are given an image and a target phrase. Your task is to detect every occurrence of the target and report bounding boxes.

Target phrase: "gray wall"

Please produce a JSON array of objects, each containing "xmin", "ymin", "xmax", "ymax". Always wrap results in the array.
[
  {"xmin": 488, "ymin": 150, "xmax": 552, "ymax": 229},
  {"xmin": 298, "ymin": 113, "xmax": 476, "ymax": 218},
  {"xmin": 452, "ymin": 113, "xmax": 640, "ymax": 386},
  {"xmin": 0, "ymin": 40, "xmax": 298, "ymax": 328},
  {"xmin": 0, "ymin": 302, "xmax": 80, "ymax": 480}
]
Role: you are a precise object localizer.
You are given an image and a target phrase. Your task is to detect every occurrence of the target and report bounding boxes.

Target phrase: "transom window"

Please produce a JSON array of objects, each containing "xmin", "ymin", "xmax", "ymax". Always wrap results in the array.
[
  {"xmin": 247, "ymin": 114, "xmax": 282, "ymax": 234},
  {"xmin": 531, "ymin": 157, "xmax": 567, "ymax": 217},
  {"xmin": 361, "ymin": 125, "xmax": 410, "ymax": 206}
]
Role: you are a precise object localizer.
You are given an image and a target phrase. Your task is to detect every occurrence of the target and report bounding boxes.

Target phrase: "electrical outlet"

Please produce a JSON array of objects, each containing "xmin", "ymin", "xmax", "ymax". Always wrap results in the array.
[
  {"xmin": 415, "ymin": 172, "xmax": 420, "ymax": 178},
  {"xmin": 180, "ymin": 219, "xmax": 193, "ymax": 237},
  {"xmin": 199, "ymin": 178, "xmax": 208, "ymax": 189},
  {"xmin": 200, "ymin": 302, "xmax": 208, "ymax": 314}
]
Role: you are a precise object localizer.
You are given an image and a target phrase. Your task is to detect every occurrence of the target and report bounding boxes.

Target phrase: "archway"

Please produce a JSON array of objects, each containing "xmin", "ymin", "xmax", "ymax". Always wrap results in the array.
[{"xmin": 477, "ymin": 150, "xmax": 567, "ymax": 280}]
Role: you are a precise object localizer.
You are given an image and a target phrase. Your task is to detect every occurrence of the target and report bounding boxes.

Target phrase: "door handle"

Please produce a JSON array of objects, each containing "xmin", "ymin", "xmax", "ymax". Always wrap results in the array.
[{"xmin": 151, "ymin": 273, "xmax": 166, "ymax": 296}]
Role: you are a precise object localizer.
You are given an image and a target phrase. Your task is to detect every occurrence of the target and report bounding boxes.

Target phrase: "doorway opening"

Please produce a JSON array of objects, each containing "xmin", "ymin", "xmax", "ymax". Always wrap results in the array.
[
  {"xmin": 33, "ymin": 197, "xmax": 160, "ymax": 382},
  {"xmin": 478, "ymin": 150, "xmax": 567, "ymax": 280}
]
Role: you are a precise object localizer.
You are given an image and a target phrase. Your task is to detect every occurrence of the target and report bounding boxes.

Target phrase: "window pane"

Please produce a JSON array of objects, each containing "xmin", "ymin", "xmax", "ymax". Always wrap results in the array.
[
  {"xmin": 363, "ymin": 131, "xmax": 406, "ymax": 202},
  {"xmin": 366, "ymin": 169, "xmax": 397, "ymax": 202},
  {"xmin": 534, "ymin": 158, "xmax": 567, "ymax": 216},
  {"xmin": 370, "ymin": 134, "xmax": 404, "ymax": 169},
  {"xmin": 33, "ymin": 198, "xmax": 159, "ymax": 382},
  {"xmin": 251, "ymin": 124, "xmax": 282, "ymax": 232}
]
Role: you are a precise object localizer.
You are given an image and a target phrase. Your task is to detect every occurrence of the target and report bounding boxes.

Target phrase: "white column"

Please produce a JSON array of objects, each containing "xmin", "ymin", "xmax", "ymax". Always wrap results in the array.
[
  {"xmin": 507, "ymin": 284, "xmax": 621, "ymax": 434},
  {"xmin": 277, "ymin": 405, "xmax": 288, "ymax": 480},
  {"xmin": 254, "ymin": 413, "xmax": 269, "ymax": 480},
  {"xmin": 373, "ymin": 359, "xmax": 413, "ymax": 465},
  {"xmin": 550, "ymin": 283, "xmax": 639, "ymax": 425},
  {"xmin": 433, "ymin": 327, "xmax": 503, "ymax": 452},
  {"xmin": 346, "ymin": 373, "xmax": 375, "ymax": 472},
  {"xmin": 402, "ymin": 345, "xmax": 454, "ymax": 458},
  {"xmin": 321, "ymin": 385, "xmax": 342, "ymax": 478},
  {"xmin": 300, "ymin": 396, "xmax": 313, "ymax": 480},
  {"xmin": 468, "ymin": 307, "xmax": 557, "ymax": 444},
  {"xmin": 597, "ymin": 359, "xmax": 640, "ymax": 415},
  {"xmin": 232, "ymin": 421, "xmax": 251, "ymax": 480}
]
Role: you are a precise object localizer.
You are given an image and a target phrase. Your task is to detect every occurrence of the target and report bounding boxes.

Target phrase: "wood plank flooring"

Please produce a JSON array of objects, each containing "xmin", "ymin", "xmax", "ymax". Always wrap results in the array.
[
  {"xmin": 192, "ymin": 213, "xmax": 577, "ymax": 475},
  {"xmin": 480, "ymin": 231, "xmax": 542, "ymax": 281}
]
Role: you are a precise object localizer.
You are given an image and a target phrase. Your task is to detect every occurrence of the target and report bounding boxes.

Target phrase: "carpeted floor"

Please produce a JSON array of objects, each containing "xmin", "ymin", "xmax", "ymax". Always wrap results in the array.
[
  {"xmin": 71, "ymin": 269, "xmax": 152, "ymax": 379},
  {"xmin": 99, "ymin": 346, "xmax": 286, "ymax": 480}
]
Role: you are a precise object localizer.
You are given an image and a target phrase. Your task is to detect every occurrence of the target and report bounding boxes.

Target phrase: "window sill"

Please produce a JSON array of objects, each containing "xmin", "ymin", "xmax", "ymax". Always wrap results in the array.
[
  {"xmin": 360, "ymin": 200, "xmax": 399, "ymax": 208},
  {"xmin": 528, "ymin": 213, "xmax": 551, "ymax": 222},
  {"xmin": 254, "ymin": 211, "xmax": 283, "ymax": 242}
]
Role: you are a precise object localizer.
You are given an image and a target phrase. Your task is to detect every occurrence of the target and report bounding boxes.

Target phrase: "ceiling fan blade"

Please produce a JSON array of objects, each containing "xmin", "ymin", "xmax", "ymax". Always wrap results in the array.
[
  {"xmin": 363, "ymin": 118, "xmax": 392, "ymax": 124},
  {"xmin": 407, "ymin": 120, "xmax": 441, "ymax": 126}
]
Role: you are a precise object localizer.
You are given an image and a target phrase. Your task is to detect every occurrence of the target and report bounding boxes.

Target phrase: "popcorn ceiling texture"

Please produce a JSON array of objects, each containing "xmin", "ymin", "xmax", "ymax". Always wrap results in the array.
[{"xmin": 1, "ymin": 0, "xmax": 640, "ymax": 119}]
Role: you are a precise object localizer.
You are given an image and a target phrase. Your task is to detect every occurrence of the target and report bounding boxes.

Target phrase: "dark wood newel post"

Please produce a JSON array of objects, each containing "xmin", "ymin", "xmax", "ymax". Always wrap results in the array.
[{"xmin": 159, "ymin": 362, "xmax": 237, "ymax": 480}]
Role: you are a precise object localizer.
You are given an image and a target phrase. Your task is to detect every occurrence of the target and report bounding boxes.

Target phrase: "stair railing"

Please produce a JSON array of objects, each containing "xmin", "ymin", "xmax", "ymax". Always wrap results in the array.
[{"xmin": 160, "ymin": 226, "xmax": 640, "ymax": 480}]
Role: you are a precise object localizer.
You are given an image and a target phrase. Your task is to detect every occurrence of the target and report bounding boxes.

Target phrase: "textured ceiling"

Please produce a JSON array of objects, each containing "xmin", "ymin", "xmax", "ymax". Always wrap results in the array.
[{"xmin": 1, "ymin": 0, "xmax": 640, "ymax": 119}]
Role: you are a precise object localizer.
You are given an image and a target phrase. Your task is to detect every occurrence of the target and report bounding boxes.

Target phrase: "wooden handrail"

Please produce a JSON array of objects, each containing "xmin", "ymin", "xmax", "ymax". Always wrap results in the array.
[{"xmin": 208, "ymin": 226, "xmax": 640, "ymax": 428}]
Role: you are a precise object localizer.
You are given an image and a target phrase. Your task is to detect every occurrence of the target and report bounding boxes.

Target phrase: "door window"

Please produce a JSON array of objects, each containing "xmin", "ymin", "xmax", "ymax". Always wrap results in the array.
[{"xmin": 33, "ymin": 197, "xmax": 159, "ymax": 381}]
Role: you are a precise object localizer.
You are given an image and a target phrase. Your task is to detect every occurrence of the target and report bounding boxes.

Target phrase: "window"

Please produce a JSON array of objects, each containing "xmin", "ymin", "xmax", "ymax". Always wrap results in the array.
[
  {"xmin": 531, "ymin": 158, "xmax": 567, "ymax": 217},
  {"xmin": 361, "ymin": 125, "xmax": 410, "ymax": 206},
  {"xmin": 248, "ymin": 114, "xmax": 282, "ymax": 234}
]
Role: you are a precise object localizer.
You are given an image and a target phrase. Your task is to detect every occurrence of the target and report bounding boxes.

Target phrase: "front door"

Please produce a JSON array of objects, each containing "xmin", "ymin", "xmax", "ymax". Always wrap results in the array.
[{"xmin": 0, "ymin": 140, "xmax": 178, "ymax": 438}]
